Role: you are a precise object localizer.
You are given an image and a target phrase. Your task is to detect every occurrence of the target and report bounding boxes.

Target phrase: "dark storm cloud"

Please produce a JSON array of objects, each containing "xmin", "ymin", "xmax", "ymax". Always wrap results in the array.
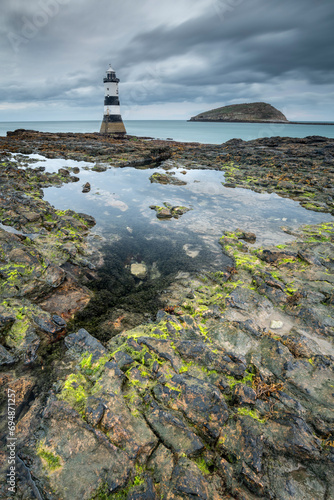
[
  {"xmin": 121, "ymin": 0, "xmax": 334, "ymax": 84},
  {"xmin": 0, "ymin": 0, "xmax": 333, "ymax": 120}
]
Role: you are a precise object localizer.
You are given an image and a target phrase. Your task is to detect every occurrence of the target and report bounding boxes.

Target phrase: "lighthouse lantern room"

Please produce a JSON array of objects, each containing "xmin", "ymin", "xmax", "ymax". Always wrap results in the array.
[{"xmin": 100, "ymin": 65, "xmax": 126, "ymax": 134}]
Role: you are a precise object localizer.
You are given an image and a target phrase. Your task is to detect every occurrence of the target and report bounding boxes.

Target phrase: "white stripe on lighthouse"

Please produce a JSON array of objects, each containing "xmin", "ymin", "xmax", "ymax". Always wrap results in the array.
[
  {"xmin": 104, "ymin": 82, "xmax": 118, "ymax": 95},
  {"xmin": 103, "ymin": 105, "xmax": 121, "ymax": 115}
]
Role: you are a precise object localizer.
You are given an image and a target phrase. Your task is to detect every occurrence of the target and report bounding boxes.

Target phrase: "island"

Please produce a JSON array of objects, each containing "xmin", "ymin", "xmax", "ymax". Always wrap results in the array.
[{"xmin": 189, "ymin": 101, "xmax": 289, "ymax": 123}]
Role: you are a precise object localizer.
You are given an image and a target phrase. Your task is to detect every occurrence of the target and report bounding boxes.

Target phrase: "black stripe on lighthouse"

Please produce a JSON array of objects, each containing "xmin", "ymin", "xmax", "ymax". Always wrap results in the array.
[
  {"xmin": 104, "ymin": 96, "xmax": 120, "ymax": 106},
  {"xmin": 102, "ymin": 115, "xmax": 123, "ymax": 123}
]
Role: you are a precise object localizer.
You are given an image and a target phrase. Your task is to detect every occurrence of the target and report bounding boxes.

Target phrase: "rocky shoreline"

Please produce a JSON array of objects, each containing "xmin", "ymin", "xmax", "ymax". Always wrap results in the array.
[{"xmin": 0, "ymin": 130, "xmax": 333, "ymax": 500}]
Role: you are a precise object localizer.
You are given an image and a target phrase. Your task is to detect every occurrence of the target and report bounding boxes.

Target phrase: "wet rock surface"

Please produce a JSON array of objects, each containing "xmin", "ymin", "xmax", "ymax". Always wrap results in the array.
[
  {"xmin": 149, "ymin": 172, "xmax": 187, "ymax": 186},
  {"xmin": 0, "ymin": 130, "xmax": 333, "ymax": 499},
  {"xmin": 220, "ymin": 135, "xmax": 334, "ymax": 215},
  {"xmin": 150, "ymin": 202, "xmax": 192, "ymax": 220}
]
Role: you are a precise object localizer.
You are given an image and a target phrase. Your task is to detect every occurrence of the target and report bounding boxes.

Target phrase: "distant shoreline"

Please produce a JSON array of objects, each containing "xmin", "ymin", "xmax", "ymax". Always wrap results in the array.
[{"xmin": 187, "ymin": 119, "xmax": 334, "ymax": 125}]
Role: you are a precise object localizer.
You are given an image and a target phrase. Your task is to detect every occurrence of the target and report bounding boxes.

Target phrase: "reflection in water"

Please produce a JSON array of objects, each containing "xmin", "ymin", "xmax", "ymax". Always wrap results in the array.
[
  {"xmin": 29, "ymin": 155, "xmax": 332, "ymax": 337},
  {"xmin": 40, "ymin": 159, "xmax": 332, "ymax": 251}
]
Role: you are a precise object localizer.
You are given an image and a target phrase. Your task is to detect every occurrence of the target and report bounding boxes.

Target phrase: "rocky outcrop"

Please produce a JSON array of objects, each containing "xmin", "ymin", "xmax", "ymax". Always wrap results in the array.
[
  {"xmin": 218, "ymin": 135, "xmax": 334, "ymax": 215},
  {"xmin": 150, "ymin": 202, "xmax": 192, "ymax": 219},
  {"xmin": 189, "ymin": 102, "xmax": 288, "ymax": 123},
  {"xmin": 1, "ymin": 220, "xmax": 332, "ymax": 499}
]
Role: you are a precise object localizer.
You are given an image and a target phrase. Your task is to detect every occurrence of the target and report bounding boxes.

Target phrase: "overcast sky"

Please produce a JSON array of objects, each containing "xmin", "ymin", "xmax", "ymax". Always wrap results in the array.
[{"xmin": 0, "ymin": 0, "xmax": 333, "ymax": 121}]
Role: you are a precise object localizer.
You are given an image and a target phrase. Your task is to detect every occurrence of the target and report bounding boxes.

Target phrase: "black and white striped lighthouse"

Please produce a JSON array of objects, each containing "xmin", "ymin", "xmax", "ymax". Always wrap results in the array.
[{"xmin": 100, "ymin": 64, "xmax": 126, "ymax": 135}]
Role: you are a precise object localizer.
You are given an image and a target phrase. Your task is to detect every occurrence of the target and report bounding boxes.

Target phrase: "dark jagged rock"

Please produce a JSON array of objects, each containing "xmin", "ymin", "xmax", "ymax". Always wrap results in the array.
[
  {"xmin": 0, "ymin": 311, "xmax": 15, "ymax": 334},
  {"xmin": 0, "ymin": 344, "xmax": 15, "ymax": 365},
  {"xmin": 64, "ymin": 328, "xmax": 108, "ymax": 361},
  {"xmin": 146, "ymin": 402, "xmax": 205, "ymax": 457},
  {"xmin": 167, "ymin": 459, "xmax": 211, "ymax": 499},
  {"xmin": 113, "ymin": 350, "xmax": 135, "ymax": 371}
]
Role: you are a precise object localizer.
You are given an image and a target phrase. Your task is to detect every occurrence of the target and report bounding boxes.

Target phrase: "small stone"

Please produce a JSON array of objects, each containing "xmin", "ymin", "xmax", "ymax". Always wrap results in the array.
[
  {"xmin": 82, "ymin": 182, "xmax": 91, "ymax": 193},
  {"xmin": 92, "ymin": 163, "xmax": 107, "ymax": 172},
  {"xmin": 77, "ymin": 212, "xmax": 96, "ymax": 227},
  {"xmin": 156, "ymin": 208, "xmax": 172, "ymax": 219},
  {"xmin": 171, "ymin": 206, "xmax": 191, "ymax": 217},
  {"xmin": 85, "ymin": 397, "xmax": 105, "ymax": 427},
  {"xmin": 241, "ymin": 464, "xmax": 266, "ymax": 497},
  {"xmin": 58, "ymin": 168, "xmax": 70, "ymax": 176},
  {"xmin": 232, "ymin": 383, "xmax": 257, "ymax": 406},
  {"xmin": 146, "ymin": 403, "xmax": 205, "ymax": 457},
  {"xmin": 218, "ymin": 458, "xmax": 234, "ymax": 489},
  {"xmin": 20, "ymin": 211, "xmax": 41, "ymax": 222},
  {"xmin": 8, "ymin": 376, "xmax": 35, "ymax": 416},
  {"xmin": 149, "ymin": 172, "xmax": 187, "ymax": 186},
  {"xmin": 52, "ymin": 314, "xmax": 67, "ymax": 327},
  {"xmin": 235, "ymin": 228, "xmax": 256, "ymax": 243},
  {"xmin": 33, "ymin": 315, "xmax": 65, "ymax": 335},
  {"xmin": 270, "ymin": 320, "xmax": 284, "ymax": 329}
]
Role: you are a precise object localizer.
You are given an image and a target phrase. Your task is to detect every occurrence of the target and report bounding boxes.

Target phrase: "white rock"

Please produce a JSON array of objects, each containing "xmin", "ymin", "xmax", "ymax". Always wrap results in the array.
[
  {"xmin": 270, "ymin": 320, "xmax": 284, "ymax": 330},
  {"xmin": 130, "ymin": 262, "xmax": 147, "ymax": 279}
]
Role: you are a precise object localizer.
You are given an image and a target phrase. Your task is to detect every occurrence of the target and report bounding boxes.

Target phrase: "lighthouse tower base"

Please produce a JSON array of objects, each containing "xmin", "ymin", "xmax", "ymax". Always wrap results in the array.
[{"xmin": 100, "ymin": 119, "xmax": 126, "ymax": 135}]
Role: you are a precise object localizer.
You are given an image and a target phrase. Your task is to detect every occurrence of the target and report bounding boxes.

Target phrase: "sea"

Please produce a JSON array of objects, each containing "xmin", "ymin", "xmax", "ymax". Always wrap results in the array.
[{"xmin": 1, "ymin": 120, "xmax": 334, "ymax": 144}]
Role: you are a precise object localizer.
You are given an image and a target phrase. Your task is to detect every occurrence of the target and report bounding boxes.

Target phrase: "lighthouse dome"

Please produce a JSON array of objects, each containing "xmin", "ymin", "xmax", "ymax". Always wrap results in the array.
[{"xmin": 107, "ymin": 65, "xmax": 114, "ymax": 73}]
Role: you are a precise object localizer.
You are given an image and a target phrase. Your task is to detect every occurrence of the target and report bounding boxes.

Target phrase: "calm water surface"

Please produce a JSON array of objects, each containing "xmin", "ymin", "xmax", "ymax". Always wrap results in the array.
[
  {"xmin": 17, "ymin": 154, "xmax": 332, "ymax": 275},
  {"xmin": 1, "ymin": 120, "xmax": 334, "ymax": 144}
]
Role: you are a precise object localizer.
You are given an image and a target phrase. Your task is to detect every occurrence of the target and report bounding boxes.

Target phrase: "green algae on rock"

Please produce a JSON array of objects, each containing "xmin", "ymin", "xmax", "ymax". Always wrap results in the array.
[
  {"xmin": 150, "ymin": 202, "xmax": 192, "ymax": 219},
  {"xmin": 14, "ymin": 218, "xmax": 333, "ymax": 498}
]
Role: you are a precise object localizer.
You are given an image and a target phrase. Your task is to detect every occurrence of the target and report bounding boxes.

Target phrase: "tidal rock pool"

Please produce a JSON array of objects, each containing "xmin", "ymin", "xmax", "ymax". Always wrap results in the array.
[{"xmin": 18, "ymin": 154, "xmax": 333, "ymax": 335}]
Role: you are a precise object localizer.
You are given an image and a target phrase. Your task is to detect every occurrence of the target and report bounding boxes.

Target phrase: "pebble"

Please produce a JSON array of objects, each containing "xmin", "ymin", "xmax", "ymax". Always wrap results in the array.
[{"xmin": 270, "ymin": 320, "xmax": 284, "ymax": 329}]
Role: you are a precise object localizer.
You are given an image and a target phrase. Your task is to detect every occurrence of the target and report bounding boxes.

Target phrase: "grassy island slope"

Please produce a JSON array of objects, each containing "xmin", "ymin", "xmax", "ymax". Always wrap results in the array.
[{"xmin": 189, "ymin": 101, "xmax": 289, "ymax": 123}]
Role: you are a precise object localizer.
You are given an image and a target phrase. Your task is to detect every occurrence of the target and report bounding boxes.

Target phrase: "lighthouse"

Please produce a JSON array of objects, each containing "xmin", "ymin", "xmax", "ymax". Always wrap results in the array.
[{"xmin": 100, "ymin": 65, "xmax": 126, "ymax": 135}]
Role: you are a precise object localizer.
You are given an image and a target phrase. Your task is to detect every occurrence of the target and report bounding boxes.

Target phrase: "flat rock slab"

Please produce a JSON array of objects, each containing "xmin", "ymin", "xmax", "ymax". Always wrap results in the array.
[
  {"xmin": 100, "ymin": 394, "xmax": 158, "ymax": 460},
  {"xmin": 26, "ymin": 399, "xmax": 131, "ymax": 500}
]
